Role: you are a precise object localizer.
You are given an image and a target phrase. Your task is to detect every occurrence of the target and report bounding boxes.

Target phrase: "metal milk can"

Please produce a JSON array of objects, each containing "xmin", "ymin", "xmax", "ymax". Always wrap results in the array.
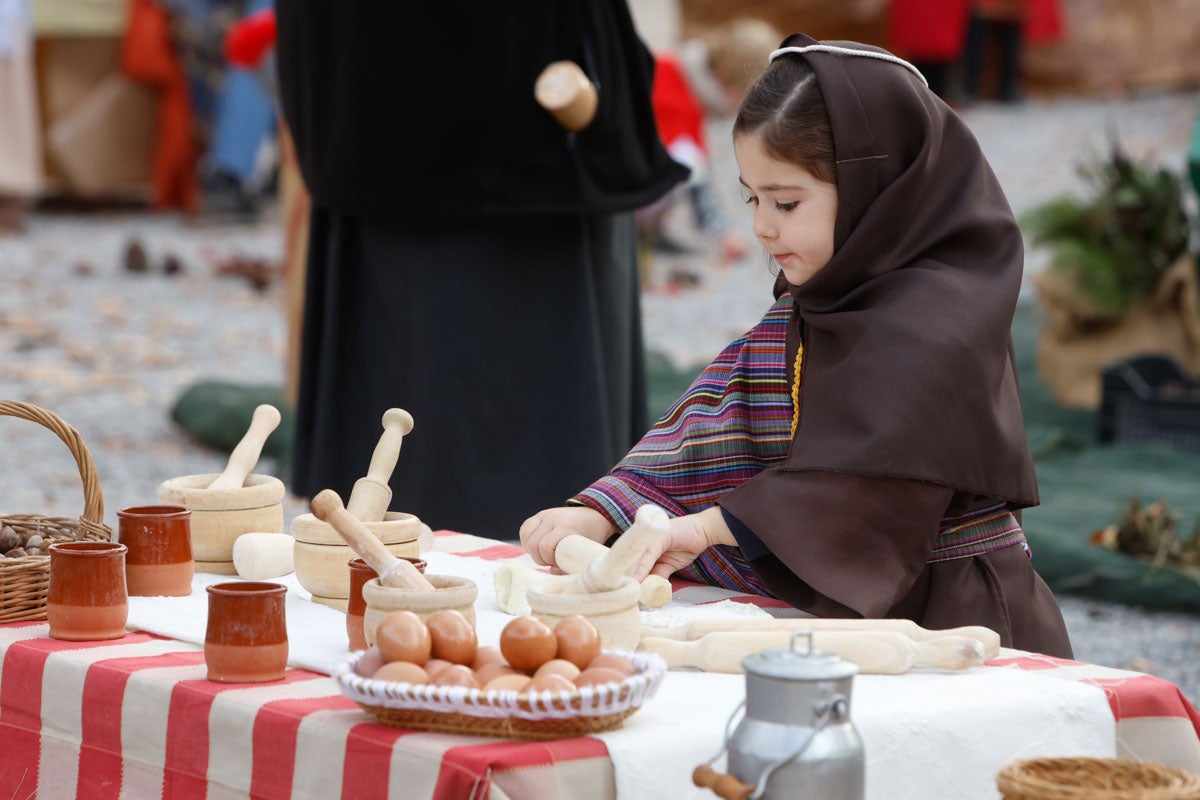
[{"xmin": 695, "ymin": 631, "xmax": 865, "ymax": 799}]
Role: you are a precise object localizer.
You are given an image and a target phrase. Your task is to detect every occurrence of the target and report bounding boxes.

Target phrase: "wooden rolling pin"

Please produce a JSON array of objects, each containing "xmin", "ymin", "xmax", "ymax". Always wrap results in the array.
[
  {"xmin": 554, "ymin": 534, "xmax": 672, "ymax": 607},
  {"xmin": 563, "ymin": 505, "xmax": 670, "ymax": 595},
  {"xmin": 641, "ymin": 617, "xmax": 1000, "ymax": 660},
  {"xmin": 639, "ymin": 630, "xmax": 986, "ymax": 675},
  {"xmin": 310, "ymin": 489, "xmax": 434, "ymax": 590},
  {"xmin": 207, "ymin": 404, "xmax": 281, "ymax": 491},
  {"xmin": 346, "ymin": 408, "xmax": 414, "ymax": 522}
]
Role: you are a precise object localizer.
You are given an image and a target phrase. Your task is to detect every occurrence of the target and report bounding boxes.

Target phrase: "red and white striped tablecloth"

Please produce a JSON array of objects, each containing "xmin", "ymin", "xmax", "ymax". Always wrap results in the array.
[{"xmin": 0, "ymin": 531, "xmax": 1197, "ymax": 800}]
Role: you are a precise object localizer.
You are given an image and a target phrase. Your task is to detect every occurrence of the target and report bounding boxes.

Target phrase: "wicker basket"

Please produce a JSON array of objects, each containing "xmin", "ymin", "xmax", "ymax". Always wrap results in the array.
[
  {"xmin": 0, "ymin": 401, "xmax": 113, "ymax": 623},
  {"xmin": 997, "ymin": 758, "xmax": 1200, "ymax": 800},
  {"xmin": 334, "ymin": 650, "xmax": 667, "ymax": 741}
]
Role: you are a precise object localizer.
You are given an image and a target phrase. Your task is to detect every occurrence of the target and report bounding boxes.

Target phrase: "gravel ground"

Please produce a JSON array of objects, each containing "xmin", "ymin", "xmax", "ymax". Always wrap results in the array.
[{"xmin": 2, "ymin": 91, "xmax": 1198, "ymax": 706}]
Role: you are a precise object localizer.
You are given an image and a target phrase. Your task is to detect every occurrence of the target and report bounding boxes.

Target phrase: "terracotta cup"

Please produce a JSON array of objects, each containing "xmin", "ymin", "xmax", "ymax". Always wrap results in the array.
[
  {"xmin": 47, "ymin": 541, "xmax": 129, "ymax": 641},
  {"xmin": 205, "ymin": 581, "xmax": 288, "ymax": 683},
  {"xmin": 117, "ymin": 504, "xmax": 195, "ymax": 596},
  {"xmin": 346, "ymin": 556, "xmax": 426, "ymax": 651}
]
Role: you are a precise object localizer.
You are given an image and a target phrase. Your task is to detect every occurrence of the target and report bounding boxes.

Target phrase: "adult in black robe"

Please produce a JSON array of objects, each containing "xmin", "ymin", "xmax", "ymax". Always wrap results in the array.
[{"xmin": 275, "ymin": 2, "xmax": 687, "ymax": 537}]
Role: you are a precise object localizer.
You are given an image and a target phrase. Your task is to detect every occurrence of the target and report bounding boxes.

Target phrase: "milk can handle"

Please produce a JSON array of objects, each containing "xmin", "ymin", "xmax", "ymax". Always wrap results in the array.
[
  {"xmin": 745, "ymin": 696, "xmax": 845, "ymax": 800},
  {"xmin": 694, "ymin": 695, "xmax": 847, "ymax": 800}
]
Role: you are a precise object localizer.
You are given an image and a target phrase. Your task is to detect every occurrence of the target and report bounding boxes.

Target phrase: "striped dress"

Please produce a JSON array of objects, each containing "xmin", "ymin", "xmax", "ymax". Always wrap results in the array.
[{"xmin": 571, "ymin": 296, "xmax": 1027, "ymax": 596}]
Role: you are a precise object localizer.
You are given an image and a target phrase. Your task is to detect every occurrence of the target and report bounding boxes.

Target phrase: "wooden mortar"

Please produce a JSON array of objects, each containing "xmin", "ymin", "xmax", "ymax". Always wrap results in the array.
[
  {"xmin": 526, "ymin": 576, "xmax": 642, "ymax": 651},
  {"xmin": 290, "ymin": 511, "xmax": 420, "ymax": 601},
  {"xmin": 157, "ymin": 473, "xmax": 284, "ymax": 574},
  {"xmin": 362, "ymin": 574, "xmax": 478, "ymax": 646}
]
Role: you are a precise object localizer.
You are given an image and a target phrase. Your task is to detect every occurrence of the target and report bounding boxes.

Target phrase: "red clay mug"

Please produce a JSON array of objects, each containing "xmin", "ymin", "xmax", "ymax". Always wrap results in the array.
[
  {"xmin": 346, "ymin": 556, "xmax": 426, "ymax": 651},
  {"xmin": 117, "ymin": 504, "xmax": 195, "ymax": 596},
  {"xmin": 205, "ymin": 581, "xmax": 288, "ymax": 683},
  {"xmin": 47, "ymin": 541, "xmax": 129, "ymax": 641}
]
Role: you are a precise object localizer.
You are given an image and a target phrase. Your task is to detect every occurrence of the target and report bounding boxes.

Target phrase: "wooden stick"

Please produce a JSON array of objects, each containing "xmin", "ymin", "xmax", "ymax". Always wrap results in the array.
[
  {"xmin": 554, "ymin": 534, "xmax": 672, "ymax": 607},
  {"xmin": 346, "ymin": 408, "xmax": 414, "ymax": 522},
  {"xmin": 562, "ymin": 505, "xmax": 670, "ymax": 595},
  {"xmin": 640, "ymin": 617, "xmax": 1000, "ymax": 659},
  {"xmin": 311, "ymin": 489, "xmax": 434, "ymax": 590},
  {"xmin": 207, "ymin": 405, "xmax": 280, "ymax": 491},
  {"xmin": 692, "ymin": 765, "xmax": 754, "ymax": 800},
  {"xmin": 638, "ymin": 630, "xmax": 985, "ymax": 675}
]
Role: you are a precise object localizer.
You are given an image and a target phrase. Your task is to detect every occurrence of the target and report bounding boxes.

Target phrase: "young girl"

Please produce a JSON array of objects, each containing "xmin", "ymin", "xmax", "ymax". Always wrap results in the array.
[{"xmin": 520, "ymin": 33, "xmax": 1073, "ymax": 657}]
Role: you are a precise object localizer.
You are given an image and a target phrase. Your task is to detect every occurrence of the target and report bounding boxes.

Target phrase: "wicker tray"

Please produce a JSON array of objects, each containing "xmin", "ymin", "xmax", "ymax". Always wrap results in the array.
[
  {"xmin": 996, "ymin": 757, "xmax": 1200, "ymax": 800},
  {"xmin": 0, "ymin": 401, "xmax": 113, "ymax": 623},
  {"xmin": 334, "ymin": 649, "xmax": 667, "ymax": 740}
]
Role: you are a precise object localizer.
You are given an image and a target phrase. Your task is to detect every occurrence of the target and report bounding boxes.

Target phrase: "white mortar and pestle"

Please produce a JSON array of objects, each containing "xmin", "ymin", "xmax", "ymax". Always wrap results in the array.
[
  {"xmin": 158, "ymin": 404, "xmax": 284, "ymax": 575},
  {"xmin": 290, "ymin": 409, "xmax": 422, "ymax": 610},
  {"xmin": 525, "ymin": 504, "xmax": 671, "ymax": 651},
  {"xmin": 309, "ymin": 489, "xmax": 476, "ymax": 645}
]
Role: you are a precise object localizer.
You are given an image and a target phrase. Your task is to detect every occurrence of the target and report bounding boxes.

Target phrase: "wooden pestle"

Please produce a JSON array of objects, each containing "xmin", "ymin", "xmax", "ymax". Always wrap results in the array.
[
  {"xmin": 310, "ymin": 489, "xmax": 434, "ymax": 590},
  {"xmin": 554, "ymin": 534, "xmax": 672, "ymax": 607},
  {"xmin": 494, "ymin": 562, "xmax": 666, "ymax": 615},
  {"xmin": 641, "ymin": 617, "xmax": 1000, "ymax": 660},
  {"xmin": 346, "ymin": 408, "xmax": 414, "ymax": 522},
  {"xmin": 639, "ymin": 630, "xmax": 986, "ymax": 675},
  {"xmin": 534, "ymin": 60, "xmax": 598, "ymax": 133},
  {"xmin": 562, "ymin": 505, "xmax": 670, "ymax": 595},
  {"xmin": 207, "ymin": 404, "xmax": 281, "ymax": 491}
]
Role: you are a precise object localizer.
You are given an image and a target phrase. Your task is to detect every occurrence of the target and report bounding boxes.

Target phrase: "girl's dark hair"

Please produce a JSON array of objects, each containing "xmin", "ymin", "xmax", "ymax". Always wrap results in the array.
[{"xmin": 734, "ymin": 57, "xmax": 836, "ymax": 185}]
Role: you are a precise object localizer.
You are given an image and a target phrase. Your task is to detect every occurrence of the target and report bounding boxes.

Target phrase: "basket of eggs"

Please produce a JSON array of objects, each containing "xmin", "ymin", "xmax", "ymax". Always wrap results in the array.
[{"xmin": 333, "ymin": 611, "xmax": 666, "ymax": 740}]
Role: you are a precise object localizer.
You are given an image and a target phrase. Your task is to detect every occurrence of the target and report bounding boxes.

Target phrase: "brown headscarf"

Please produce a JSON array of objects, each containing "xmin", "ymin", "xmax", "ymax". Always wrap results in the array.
[{"xmin": 719, "ymin": 35, "xmax": 1037, "ymax": 615}]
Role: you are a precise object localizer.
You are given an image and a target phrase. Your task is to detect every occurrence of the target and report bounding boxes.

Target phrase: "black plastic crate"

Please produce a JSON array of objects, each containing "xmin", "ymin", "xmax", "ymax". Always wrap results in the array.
[{"xmin": 1097, "ymin": 355, "xmax": 1200, "ymax": 456}]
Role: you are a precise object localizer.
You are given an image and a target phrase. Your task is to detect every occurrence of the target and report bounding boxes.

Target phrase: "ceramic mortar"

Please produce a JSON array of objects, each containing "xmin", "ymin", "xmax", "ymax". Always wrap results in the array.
[
  {"xmin": 362, "ymin": 574, "xmax": 477, "ymax": 646},
  {"xmin": 526, "ymin": 576, "xmax": 642, "ymax": 651},
  {"xmin": 290, "ymin": 511, "xmax": 421, "ymax": 602},
  {"xmin": 157, "ymin": 473, "xmax": 285, "ymax": 575}
]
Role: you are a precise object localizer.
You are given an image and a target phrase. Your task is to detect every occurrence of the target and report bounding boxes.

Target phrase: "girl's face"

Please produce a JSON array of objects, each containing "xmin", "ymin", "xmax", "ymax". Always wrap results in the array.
[{"xmin": 734, "ymin": 132, "xmax": 838, "ymax": 286}]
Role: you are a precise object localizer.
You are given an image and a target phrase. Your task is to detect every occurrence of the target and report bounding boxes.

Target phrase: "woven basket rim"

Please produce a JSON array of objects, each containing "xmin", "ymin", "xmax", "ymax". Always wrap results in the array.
[
  {"xmin": 335, "ymin": 649, "xmax": 666, "ymax": 723},
  {"xmin": 997, "ymin": 757, "xmax": 1200, "ymax": 800},
  {"xmin": 0, "ymin": 402, "xmax": 112, "ymax": 624}
]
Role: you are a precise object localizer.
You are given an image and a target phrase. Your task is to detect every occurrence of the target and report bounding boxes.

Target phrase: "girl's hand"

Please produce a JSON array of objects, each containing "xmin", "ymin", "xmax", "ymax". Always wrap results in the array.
[
  {"xmin": 633, "ymin": 506, "xmax": 735, "ymax": 580},
  {"xmin": 519, "ymin": 506, "xmax": 617, "ymax": 567}
]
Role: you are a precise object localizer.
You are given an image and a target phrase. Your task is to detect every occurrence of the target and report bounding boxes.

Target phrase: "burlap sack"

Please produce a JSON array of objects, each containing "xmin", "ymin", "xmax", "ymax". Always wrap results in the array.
[{"xmin": 1034, "ymin": 256, "xmax": 1200, "ymax": 409}]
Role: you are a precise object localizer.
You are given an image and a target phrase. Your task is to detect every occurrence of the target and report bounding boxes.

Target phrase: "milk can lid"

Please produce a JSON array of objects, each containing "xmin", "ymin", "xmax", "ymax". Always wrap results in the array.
[{"xmin": 742, "ymin": 630, "xmax": 859, "ymax": 681}]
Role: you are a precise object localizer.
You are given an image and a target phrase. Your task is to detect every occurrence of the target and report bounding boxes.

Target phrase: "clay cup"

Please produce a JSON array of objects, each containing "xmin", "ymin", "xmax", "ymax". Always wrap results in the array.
[
  {"xmin": 117, "ymin": 504, "xmax": 195, "ymax": 596},
  {"xmin": 48, "ymin": 541, "xmax": 129, "ymax": 641}
]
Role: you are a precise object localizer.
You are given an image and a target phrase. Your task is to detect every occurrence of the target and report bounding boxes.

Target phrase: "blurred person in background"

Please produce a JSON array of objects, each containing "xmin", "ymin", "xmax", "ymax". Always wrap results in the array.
[
  {"xmin": 0, "ymin": 0, "xmax": 40, "ymax": 233},
  {"xmin": 887, "ymin": 0, "xmax": 971, "ymax": 100},
  {"xmin": 274, "ymin": 2, "xmax": 687, "ymax": 539},
  {"xmin": 641, "ymin": 18, "xmax": 781, "ymax": 280},
  {"xmin": 962, "ymin": 0, "xmax": 1062, "ymax": 104}
]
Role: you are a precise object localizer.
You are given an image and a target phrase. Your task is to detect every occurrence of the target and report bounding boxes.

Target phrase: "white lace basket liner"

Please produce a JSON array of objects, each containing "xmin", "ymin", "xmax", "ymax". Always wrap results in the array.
[{"xmin": 334, "ymin": 649, "xmax": 667, "ymax": 740}]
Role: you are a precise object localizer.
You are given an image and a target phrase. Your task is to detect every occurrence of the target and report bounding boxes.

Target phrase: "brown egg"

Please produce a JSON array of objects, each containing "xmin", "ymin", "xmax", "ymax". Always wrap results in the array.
[
  {"xmin": 355, "ymin": 646, "xmax": 386, "ymax": 677},
  {"xmin": 372, "ymin": 661, "xmax": 430, "ymax": 685},
  {"xmin": 574, "ymin": 667, "xmax": 627, "ymax": 689},
  {"xmin": 470, "ymin": 645, "xmax": 507, "ymax": 672},
  {"xmin": 533, "ymin": 658, "xmax": 581, "ymax": 682},
  {"xmin": 422, "ymin": 658, "xmax": 454, "ymax": 679},
  {"xmin": 553, "ymin": 615, "xmax": 602, "ymax": 669},
  {"xmin": 500, "ymin": 616, "xmax": 558, "ymax": 673},
  {"xmin": 425, "ymin": 610, "xmax": 478, "ymax": 665},
  {"xmin": 587, "ymin": 652, "xmax": 635, "ymax": 677},
  {"xmin": 375, "ymin": 611, "xmax": 432, "ymax": 664},
  {"xmin": 434, "ymin": 664, "xmax": 481, "ymax": 689},
  {"xmin": 483, "ymin": 673, "xmax": 533, "ymax": 693},
  {"xmin": 474, "ymin": 662, "xmax": 521, "ymax": 686},
  {"xmin": 526, "ymin": 673, "xmax": 576, "ymax": 695}
]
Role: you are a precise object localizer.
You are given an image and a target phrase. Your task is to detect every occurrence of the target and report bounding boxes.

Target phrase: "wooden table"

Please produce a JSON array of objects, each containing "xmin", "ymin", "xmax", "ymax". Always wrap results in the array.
[{"xmin": 1, "ymin": 531, "xmax": 1197, "ymax": 800}]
